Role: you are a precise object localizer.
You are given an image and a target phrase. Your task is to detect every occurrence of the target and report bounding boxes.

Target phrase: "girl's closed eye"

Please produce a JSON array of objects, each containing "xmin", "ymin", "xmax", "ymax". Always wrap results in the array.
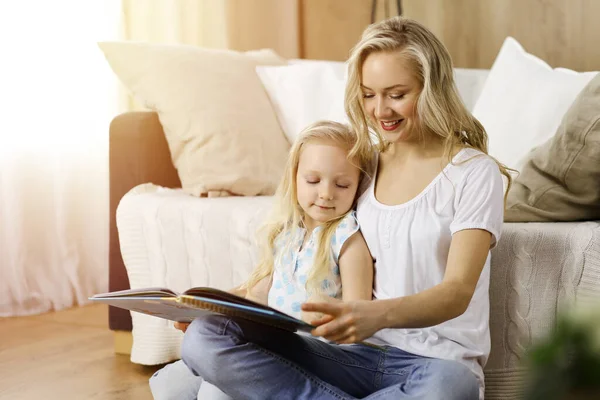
[
  {"xmin": 362, "ymin": 92, "xmax": 374, "ymax": 99},
  {"xmin": 390, "ymin": 93, "xmax": 405, "ymax": 100}
]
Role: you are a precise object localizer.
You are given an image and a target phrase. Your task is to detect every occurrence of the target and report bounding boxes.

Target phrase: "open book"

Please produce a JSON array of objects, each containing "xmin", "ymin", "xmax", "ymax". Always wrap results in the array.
[{"xmin": 90, "ymin": 287, "xmax": 315, "ymax": 333}]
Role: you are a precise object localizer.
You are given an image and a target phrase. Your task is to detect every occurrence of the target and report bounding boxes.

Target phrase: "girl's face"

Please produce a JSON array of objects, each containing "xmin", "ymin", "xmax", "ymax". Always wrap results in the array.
[
  {"xmin": 361, "ymin": 51, "xmax": 422, "ymax": 143},
  {"xmin": 296, "ymin": 140, "xmax": 360, "ymax": 231}
]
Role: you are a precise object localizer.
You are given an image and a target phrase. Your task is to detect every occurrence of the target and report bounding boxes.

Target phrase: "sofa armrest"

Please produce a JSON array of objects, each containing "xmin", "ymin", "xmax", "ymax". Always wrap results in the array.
[
  {"xmin": 109, "ymin": 111, "xmax": 181, "ymax": 331},
  {"xmin": 485, "ymin": 220, "xmax": 600, "ymax": 399}
]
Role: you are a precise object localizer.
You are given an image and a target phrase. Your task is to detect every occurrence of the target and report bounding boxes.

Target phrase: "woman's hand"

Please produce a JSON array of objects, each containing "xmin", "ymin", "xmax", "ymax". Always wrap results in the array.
[
  {"xmin": 174, "ymin": 321, "xmax": 190, "ymax": 333},
  {"xmin": 301, "ymin": 300, "xmax": 385, "ymax": 344},
  {"xmin": 301, "ymin": 294, "xmax": 339, "ymax": 324}
]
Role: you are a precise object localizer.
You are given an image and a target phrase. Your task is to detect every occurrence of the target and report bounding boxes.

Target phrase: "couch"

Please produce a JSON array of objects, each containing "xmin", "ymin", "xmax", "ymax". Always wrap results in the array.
[{"xmin": 106, "ymin": 47, "xmax": 600, "ymax": 399}]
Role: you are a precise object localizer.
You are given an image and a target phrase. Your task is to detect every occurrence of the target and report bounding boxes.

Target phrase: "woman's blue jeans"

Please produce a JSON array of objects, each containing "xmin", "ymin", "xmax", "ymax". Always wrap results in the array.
[{"xmin": 180, "ymin": 314, "xmax": 479, "ymax": 400}]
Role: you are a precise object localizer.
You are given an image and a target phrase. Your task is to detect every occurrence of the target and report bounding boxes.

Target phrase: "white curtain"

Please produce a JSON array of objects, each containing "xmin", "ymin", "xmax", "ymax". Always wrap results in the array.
[
  {"xmin": 0, "ymin": 1, "xmax": 122, "ymax": 316},
  {"xmin": 119, "ymin": 0, "xmax": 230, "ymax": 111},
  {"xmin": 0, "ymin": 0, "xmax": 300, "ymax": 317}
]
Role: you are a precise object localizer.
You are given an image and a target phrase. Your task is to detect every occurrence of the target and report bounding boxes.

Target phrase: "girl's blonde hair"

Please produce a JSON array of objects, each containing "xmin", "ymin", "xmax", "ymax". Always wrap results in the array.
[
  {"xmin": 345, "ymin": 16, "xmax": 513, "ymax": 198},
  {"xmin": 243, "ymin": 120, "xmax": 371, "ymax": 295}
]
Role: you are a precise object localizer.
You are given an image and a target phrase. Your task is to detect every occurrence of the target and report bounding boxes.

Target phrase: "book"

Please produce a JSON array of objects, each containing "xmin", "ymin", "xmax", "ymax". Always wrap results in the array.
[{"xmin": 90, "ymin": 287, "xmax": 315, "ymax": 333}]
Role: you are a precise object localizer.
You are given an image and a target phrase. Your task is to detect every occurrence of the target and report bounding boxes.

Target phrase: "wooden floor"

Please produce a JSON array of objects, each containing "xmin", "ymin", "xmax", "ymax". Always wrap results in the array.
[{"xmin": 0, "ymin": 304, "xmax": 161, "ymax": 400}]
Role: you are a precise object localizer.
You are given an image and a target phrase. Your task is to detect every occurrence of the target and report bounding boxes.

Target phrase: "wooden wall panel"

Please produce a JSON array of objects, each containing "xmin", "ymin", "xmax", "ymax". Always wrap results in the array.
[
  {"xmin": 298, "ymin": 0, "xmax": 600, "ymax": 70},
  {"xmin": 402, "ymin": 0, "xmax": 600, "ymax": 71},
  {"xmin": 225, "ymin": 0, "xmax": 300, "ymax": 59},
  {"xmin": 300, "ymin": 0, "xmax": 374, "ymax": 61},
  {"xmin": 300, "ymin": 0, "xmax": 408, "ymax": 61}
]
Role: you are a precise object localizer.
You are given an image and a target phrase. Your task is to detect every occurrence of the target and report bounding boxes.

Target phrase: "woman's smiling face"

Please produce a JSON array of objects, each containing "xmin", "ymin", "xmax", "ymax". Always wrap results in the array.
[{"xmin": 361, "ymin": 51, "xmax": 422, "ymax": 143}]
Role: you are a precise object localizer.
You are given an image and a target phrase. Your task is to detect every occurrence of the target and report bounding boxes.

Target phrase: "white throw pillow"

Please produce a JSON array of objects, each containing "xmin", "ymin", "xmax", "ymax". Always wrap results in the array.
[
  {"xmin": 99, "ymin": 42, "xmax": 290, "ymax": 197},
  {"xmin": 472, "ymin": 37, "xmax": 597, "ymax": 171},
  {"xmin": 256, "ymin": 61, "xmax": 348, "ymax": 143}
]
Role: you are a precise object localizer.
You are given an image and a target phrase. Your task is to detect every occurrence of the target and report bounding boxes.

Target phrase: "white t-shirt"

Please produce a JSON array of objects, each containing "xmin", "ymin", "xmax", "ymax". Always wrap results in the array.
[{"xmin": 356, "ymin": 148, "xmax": 504, "ymax": 399}]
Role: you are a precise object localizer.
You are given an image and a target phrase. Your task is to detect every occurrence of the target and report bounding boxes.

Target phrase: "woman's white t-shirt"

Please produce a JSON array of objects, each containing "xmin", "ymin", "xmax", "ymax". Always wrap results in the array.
[{"xmin": 356, "ymin": 148, "xmax": 504, "ymax": 398}]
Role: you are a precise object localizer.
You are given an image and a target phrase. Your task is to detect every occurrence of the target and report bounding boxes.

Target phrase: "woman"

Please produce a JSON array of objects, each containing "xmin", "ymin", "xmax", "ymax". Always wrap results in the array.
[{"xmin": 177, "ymin": 16, "xmax": 511, "ymax": 400}]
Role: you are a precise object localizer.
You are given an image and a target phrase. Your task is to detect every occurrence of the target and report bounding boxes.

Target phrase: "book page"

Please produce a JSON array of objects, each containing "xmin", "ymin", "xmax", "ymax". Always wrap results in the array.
[
  {"xmin": 90, "ymin": 296, "xmax": 210, "ymax": 322},
  {"xmin": 92, "ymin": 287, "xmax": 179, "ymax": 298},
  {"xmin": 178, "ymin": 295, "xmax": 315, "ymax": 332},
  {"xmin": 183, "ymin": 287, "xmax": 274, "ymax": 311}
]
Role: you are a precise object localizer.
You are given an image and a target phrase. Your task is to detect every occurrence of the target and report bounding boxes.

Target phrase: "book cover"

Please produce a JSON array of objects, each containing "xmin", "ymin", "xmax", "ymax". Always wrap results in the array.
[{"xmin": 90, "ymin": 287, "xmax": 315, "ymax": 333}]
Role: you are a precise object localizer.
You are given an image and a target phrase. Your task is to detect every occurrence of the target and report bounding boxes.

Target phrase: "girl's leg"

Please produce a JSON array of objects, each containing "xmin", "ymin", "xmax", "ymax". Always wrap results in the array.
[
  {"xmin": 366, "ymin": 348, "xmax": 479, "ymax": 400},
  {"xmin": 181, "ymin": 314, "xmax": 382, "ymax": 400},
  {"xmin": 149, "ymin": 359, "xmax": 203, "ymax": 400}
]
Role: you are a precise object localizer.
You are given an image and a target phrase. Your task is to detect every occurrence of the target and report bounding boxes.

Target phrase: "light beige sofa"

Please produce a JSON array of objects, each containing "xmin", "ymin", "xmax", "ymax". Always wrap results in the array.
[{"xmin": 109, "ymin": 69, "xmax": 600, "ymax": 400}]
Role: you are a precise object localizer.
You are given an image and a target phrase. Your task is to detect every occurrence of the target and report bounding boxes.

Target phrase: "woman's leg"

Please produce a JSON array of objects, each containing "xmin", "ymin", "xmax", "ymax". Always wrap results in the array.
[
  {"xmin": 181, "ymin": 314, "xmax": 383, "ymax": 400},
  {"xmin": 365, "ymin": 348, "xmax": 479, "ymax": 400},
  {"xmin": 149, "ymin": 359, "xmax": 203, "ymax": 400}
]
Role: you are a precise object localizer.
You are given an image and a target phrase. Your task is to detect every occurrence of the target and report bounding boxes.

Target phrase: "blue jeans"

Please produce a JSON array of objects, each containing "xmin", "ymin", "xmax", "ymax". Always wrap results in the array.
[
  {"xmin": 181, "ymin": 314, "xmax": 479, "ymax": 400},
  {"xmin": 149, "ymin": 359, "xmax": 233, "ymax": 400}
]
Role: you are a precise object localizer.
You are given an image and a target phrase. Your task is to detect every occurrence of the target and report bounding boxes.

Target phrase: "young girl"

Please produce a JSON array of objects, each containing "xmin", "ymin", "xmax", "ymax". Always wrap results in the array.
[
  {"xmin": 150, "ymin": 120, "xmax": 374, "ymax": 400},
  {"xmin": 179, "ymin": 17, "xmax": 511, "ymax": 400}
]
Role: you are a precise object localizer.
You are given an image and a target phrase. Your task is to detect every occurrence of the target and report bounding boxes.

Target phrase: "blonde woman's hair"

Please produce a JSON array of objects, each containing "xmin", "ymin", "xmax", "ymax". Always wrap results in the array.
[
  {"xmin": 345, "ymin": 16, "xmax": 513, "ymax": 199},
  {"xmin": 243, "ymin": 121, "xmax": 371, "ymax": 295}
]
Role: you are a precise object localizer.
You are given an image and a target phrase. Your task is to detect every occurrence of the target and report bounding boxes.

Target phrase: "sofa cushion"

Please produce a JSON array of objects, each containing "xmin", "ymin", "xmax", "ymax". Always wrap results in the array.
[
  {"xmin": 453, "ymin": 68, "xmax": 489, "ymax": 112},
  {"xmin": 472, "ymin": 37, "xmax": 597, "ymax": 171},
  {"xmin": 505, "ymin": 74, "xmax": 600, "ymax": 222},
  {"xmin": 99, "ymin": 42, "xmax": 290, "ymax": 197},
  {"xmin": 256, "ymin": 61, "xmax": 348, "ymax": 143}
]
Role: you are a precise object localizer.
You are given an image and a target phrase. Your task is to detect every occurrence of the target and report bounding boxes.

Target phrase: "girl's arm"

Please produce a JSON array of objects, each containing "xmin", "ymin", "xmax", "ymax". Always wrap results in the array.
[
  {"xmin": 228, "ymin": 285, "xmax": 246, "ymax": 297},
  {"xmin": 302, "ymin": 231, "xmax": 373, "ymax": 324},
  {"xmin": 244, "ymin": 273, "xmax": 273, "ymax": 305},
  {"xmin": 338, "ymin": 231, "xmax": 374, "ymax": 301},
  {"xmin": 303, "ymin": 229, "xmax": 492, "ymax": 343}
]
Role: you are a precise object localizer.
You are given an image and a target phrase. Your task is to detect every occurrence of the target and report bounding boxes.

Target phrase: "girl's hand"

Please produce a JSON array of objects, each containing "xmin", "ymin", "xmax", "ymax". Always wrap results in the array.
[
  {"xmin": 174, "ymin": 321, "xmax": 190, "ymax": 333},
  {"xmin": 301, "ymin": 300, "xmax": 384, "ymax": 343}
]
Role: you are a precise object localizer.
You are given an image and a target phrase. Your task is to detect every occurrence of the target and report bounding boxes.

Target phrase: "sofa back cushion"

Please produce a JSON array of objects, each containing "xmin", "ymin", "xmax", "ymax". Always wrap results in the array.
[
  {"xmin": 99, "ymin": 42, "xmax": 290, "ymax": 197},
  {"xmin": 505, "ymin": 74, "xmax": 600, "ymax": 222},
  {"xmin": 256, "ymin": 61, "xmax": 348, "ymax": 143},
  {"xmin": 453, "ymin": 68, "xmax": 489, "ymax": 112},
  {"xmin": 473, "ymin": 37, "xmax": 597, "ymax": 171}
]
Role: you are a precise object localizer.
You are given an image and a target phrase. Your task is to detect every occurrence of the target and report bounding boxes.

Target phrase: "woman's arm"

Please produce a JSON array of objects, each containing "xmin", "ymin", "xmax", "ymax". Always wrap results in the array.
[
  {"xmin": 303, "ymin": 228, "xmax": 492, "ymax": 343},
  {"xmin": 378, "ymin": 229, "xmax": 491, "ymax": 328},
  {"xmin": 339, "ymin": 231, "xmax": 374, "ymax": 301}
]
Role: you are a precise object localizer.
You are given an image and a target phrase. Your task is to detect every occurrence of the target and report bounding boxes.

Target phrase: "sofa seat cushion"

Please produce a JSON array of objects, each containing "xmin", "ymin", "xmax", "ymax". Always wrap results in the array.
[{"xmin": 116, "ymin": 183, "xmax": 272, "ymax": 364}]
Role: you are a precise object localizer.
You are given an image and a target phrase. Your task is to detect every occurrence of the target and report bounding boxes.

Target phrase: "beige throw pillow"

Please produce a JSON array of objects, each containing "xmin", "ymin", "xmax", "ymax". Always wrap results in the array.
[
  {"xmin": 505, "ymin": 73, "xmax": 600, "ymax": 222},
  {"xmin": 99, "ymin": 42, "xmax": 290, "ymax": 197}
]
